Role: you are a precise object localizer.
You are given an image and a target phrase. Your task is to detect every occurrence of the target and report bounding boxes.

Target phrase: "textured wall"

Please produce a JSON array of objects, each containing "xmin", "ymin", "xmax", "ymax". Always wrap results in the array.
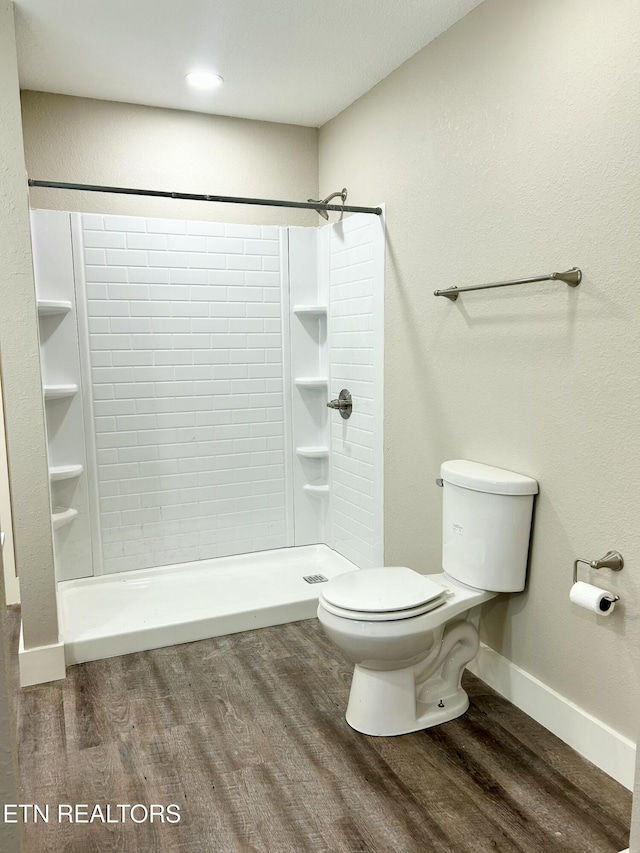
[
  {"xmin": 21, "ymin": 91, "xmax": 318, "ymax": 226},
  {"xmin": 0, "ymin": 2, "xmax": 59, "ymax": 651},
  {"xmin": 319, "ymin": 0, "xmax": 640, "ymax": 738},
  {"xmin": 82, "ymin": 213, "xmax": 289, "ymax": 573}
]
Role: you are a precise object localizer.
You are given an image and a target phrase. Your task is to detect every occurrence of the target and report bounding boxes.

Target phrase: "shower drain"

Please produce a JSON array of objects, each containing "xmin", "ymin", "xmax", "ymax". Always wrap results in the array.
[{"xmin": 303, "ymin": 574, "xmax": 328, "ymax": 584}]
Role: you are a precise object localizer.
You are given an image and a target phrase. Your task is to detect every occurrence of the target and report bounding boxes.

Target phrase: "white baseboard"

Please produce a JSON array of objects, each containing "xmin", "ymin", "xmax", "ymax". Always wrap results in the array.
[
  {"xmin": 468, "ymin": 643, "xmax": 636, "ymax": 790},
  {"xmin": 18, "ymin": 622, "xmax": 66, "ymax": 687}
]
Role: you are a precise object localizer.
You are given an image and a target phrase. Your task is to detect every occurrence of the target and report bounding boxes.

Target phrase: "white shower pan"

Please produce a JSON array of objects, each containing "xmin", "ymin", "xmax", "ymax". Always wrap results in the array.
[{"xmin": 58, "ymin": 544, "xmax": 357, "ymax": 665}]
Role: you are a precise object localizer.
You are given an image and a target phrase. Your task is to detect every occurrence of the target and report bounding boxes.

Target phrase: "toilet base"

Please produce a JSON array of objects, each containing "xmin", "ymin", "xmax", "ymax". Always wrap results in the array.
[{"xmin": 345, "ymin": 663, "xmax": 470, "ymax": 736}]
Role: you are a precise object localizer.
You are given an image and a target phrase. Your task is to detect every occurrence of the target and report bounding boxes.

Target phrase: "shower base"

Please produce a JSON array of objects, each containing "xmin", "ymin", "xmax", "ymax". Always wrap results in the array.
[{"xmin": 58, "ymin": 544, "xmax": 356, "ymax": 665}]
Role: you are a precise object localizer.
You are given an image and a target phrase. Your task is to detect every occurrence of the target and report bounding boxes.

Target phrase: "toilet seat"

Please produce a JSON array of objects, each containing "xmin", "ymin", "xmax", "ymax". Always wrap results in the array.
[
  {"xmin": 319, "ymin": 596, "xmax": 447, "ymax": 621},
  {"xmin": 319, "ymin": 567, "xmax": 449, "ymax": 622}
]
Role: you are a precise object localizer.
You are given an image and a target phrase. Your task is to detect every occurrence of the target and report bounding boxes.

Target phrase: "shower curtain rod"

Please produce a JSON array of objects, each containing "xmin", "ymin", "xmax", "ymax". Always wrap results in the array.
[{"xmin": 27, "ymin": 180, "xmax": 383, "ymax": 216}]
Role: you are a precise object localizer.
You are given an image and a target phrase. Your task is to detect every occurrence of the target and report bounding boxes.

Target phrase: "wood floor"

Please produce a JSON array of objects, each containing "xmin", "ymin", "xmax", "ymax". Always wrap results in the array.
[{"xmin": 9, "ymin": 608, "xmax": 631, "ymax": 852}]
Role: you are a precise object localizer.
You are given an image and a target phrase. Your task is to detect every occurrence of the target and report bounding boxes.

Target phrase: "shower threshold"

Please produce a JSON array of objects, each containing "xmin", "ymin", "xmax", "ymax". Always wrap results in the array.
[{"xmin": 58, "ymin": 544, "xmax": 357, "ymax": 665}]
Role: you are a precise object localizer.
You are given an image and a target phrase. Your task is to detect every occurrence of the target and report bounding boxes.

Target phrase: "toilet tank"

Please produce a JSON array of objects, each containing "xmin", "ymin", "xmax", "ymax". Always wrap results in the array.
[{"xmin": 441, "ymin": 460, "xmax": 538, "ymax": 592}]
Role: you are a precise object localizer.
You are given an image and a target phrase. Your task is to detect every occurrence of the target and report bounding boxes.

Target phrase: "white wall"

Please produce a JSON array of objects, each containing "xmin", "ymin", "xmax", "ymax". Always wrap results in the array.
[
  {"xmin": 319, "ymin": 0, "xmax": 640, "ymax": 740},
  {"xmin": 21, "ymin": 91, "xmax": 318, "ymax": 227},
  {"xmin": 78, "ymin": 213, "xmax": 290, "ymax": 573},
  {"xmin": 287, "ymin": 214, "xmax": 385, "ymax": 561},
  {"xmin": 30, "ymin": 206, "xmax": 387, "ymax": 579},
  {"xmin": 0, "ymin": 1, "xmax": 59, "ymax": 652},
  {"xmin": 328, "ymin": 213, "xmax": 384, "ymax": 568}
]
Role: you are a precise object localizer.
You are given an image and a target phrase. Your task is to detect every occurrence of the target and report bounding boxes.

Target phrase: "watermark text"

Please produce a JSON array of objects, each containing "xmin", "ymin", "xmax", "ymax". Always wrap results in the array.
[{"xmin": 3, "ymin": 803, "xmax": 181, "ymax": 824}]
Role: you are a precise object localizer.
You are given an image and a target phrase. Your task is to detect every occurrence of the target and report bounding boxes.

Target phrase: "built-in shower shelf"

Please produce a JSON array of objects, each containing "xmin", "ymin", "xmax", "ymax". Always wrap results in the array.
[
  {"xmin": 293, "ymin": 305, "xmax": 327, "ymax": 316},
  {"xmin": 43, "ymin": 383, "xmax": 78, "ymax": 401},
  {"xmin": 49, "ymin": 464, "xmax": 84, "ymax": 482},
  {"xmin": 52, "ymin": 507, "xmax": 78, "ymax": 531},
  {"xmin": 37, "ymin": 299, "xmax": 73, "ymax": 316},
  {"xmin": 303, "ymin": 483, "xmax": 330, "ymax": 496},
  {"xmin": 294, "ymin": 377, "xmax": 328, "ymax": 389},
  {"xmin": 296, "ymin": 446, "xmax": 329, "ymax": 459}
]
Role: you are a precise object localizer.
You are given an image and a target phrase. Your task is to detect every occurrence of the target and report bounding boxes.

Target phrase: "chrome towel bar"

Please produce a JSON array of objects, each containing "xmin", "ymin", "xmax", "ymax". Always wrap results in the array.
[{"xmin": 434, "ymin": 267, "xmax": 581, "ymax": 301}]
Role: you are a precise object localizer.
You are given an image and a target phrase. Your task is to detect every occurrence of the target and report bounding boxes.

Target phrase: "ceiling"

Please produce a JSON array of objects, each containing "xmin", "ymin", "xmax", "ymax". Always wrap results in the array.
[{"xmin": 14, "ymin": 0, "xmax": 485, "ymax": 127}]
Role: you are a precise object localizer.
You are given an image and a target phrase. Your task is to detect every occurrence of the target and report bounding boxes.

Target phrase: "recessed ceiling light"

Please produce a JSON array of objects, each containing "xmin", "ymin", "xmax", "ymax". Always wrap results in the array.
[{"xmin": 185, "ymin": 70, "xmax": 224, "ymax": 91}]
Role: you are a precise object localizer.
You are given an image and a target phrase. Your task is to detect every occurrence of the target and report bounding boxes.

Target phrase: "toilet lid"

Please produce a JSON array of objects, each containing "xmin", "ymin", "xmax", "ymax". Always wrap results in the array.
[
  {"xmin": 321, "ymin": 567, "xmax": 446, "ymax": 613},
  {"xmin": 319, "ymin": 595, "xmax": 446, "ymax": 621}
]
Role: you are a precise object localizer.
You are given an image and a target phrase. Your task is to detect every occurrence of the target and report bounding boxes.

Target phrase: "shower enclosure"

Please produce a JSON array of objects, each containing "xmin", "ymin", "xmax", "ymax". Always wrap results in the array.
[{"xmin": 30, "ymin": 207, "xmax": 384, "ymax": 664}]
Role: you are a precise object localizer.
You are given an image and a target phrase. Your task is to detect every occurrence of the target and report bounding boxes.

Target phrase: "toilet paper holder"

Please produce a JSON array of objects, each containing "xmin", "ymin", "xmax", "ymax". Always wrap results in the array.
[{"xmin": 573, "ymin": 550, "xmax": 624, "ymax": 601}]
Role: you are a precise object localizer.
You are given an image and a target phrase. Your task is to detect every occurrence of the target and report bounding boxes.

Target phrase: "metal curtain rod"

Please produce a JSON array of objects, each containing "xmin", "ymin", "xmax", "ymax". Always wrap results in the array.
[
  {"xmin": 27, "ymin": 180, "xmax": 382, "ymax": 216},
  {"xmin": 434, "ymin": 267, "xmax": 582, "ymax": 301}
]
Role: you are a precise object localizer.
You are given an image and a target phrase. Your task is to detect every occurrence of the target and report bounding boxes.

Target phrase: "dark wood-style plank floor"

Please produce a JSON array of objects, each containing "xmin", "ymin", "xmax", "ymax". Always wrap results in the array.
[{"xmin": 9, "ymin": 607, "xmax": 631, "ymax": 852}]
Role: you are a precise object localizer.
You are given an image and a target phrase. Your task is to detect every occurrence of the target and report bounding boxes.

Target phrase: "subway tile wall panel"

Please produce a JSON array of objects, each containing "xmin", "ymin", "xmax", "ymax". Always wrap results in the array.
[
  {"xmin": 82, "ymin": 214, "xmax": 289, "ymax": 574},
  {"xmin": 329, "ymin": 214, "xmax": 384, "ymax": 568}
]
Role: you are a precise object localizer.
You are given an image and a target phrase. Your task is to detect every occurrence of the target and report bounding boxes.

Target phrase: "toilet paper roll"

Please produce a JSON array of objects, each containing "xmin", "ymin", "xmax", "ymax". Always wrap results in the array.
[{"xmin": 570, "ymin": 581, "xmax": 617, "ymax": 616}]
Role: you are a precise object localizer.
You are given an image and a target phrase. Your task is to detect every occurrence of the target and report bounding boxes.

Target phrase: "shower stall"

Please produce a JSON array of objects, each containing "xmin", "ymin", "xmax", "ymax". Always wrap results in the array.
[{"xmin": 30, "ymin": 206, "xmax": 384, "ymax": 664}]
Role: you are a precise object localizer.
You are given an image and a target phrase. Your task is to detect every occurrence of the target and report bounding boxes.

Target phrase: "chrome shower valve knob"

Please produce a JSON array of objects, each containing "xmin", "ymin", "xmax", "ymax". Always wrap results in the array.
[{"xmin": 326, "ymin": 389, "xmax": 353, "ymax": 419}]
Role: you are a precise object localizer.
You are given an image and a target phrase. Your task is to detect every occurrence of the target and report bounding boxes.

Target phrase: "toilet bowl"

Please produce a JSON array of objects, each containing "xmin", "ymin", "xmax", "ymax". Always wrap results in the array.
[
  {"xmin": 317, "ymin": 568, "xmax": 496, "ymax": 735},
  {"xmin": 317, "ymin": 460, "xmax": 538, "ymax": 736}
]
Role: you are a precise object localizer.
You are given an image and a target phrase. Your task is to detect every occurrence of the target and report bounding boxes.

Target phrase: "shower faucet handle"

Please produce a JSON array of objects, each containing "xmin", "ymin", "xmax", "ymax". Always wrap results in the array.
[{"xmin": 326, "ymin": 389, "xmax": 353, "ymax": 419}]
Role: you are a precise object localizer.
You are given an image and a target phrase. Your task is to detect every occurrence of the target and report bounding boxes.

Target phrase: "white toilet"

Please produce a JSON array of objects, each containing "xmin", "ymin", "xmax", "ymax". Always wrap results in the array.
[{"xmin": 317, "ymin": 460, "xmax": 538, "ymax": 736}]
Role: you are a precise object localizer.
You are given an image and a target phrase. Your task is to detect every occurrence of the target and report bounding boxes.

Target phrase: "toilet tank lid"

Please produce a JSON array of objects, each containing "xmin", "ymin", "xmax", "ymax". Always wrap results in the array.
[{"xmin": 441, "ymin": 460, "xmax": 539, "ymax": 496}]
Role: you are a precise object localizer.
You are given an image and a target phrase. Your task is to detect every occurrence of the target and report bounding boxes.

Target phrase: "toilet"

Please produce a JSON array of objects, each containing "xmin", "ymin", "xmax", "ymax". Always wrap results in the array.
[{"xmin": 317, "ymin": 460, "xmax": 538, "ymax": 736}]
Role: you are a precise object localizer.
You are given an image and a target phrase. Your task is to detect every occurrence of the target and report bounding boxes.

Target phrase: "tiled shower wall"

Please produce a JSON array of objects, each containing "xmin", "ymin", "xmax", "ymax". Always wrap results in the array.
[
  {"xmin": 328, "ymin": 213, "xmax": 384, "ymax": 568},
  {"xmin": 81, "ymin": 214, "xmax": 290, "ymax": 574}
]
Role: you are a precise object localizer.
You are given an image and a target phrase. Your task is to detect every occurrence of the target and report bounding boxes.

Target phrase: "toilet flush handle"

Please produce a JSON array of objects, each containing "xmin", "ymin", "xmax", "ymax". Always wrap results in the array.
[{"xmin": 435, "ymin": 478, "xmax": 444, "ymax": 487}]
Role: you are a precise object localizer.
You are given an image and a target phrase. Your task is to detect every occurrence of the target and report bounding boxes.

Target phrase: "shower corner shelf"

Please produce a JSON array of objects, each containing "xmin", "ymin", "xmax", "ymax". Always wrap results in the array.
[
  {"xmin": 293, "ymin": 305, "xmax": 327, "ymax": 317},
  {"xmin": 303, "ymin": 483, "xmax": 330, "ymax": 497},
  {"xmin": 296, "ymin": 446, "xmax": 329, "ymax": 459},
  {"xmin": 37, "ymin": 299, "xmax": 73, "ymax": 316},
  {"xmin": 50, "ymin": 463, "xmax": 84, "ymax": 482},
  {"xmin": 44, "ymin": 383, "xmax": 79, "ymax": 401},
  {"xmin": 294, "ymin": 377, "xmax": 328, "ymax": 389},
  {"xmin": 52, "ymin": 507, "xmax": 78, "ymax": 531}
]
